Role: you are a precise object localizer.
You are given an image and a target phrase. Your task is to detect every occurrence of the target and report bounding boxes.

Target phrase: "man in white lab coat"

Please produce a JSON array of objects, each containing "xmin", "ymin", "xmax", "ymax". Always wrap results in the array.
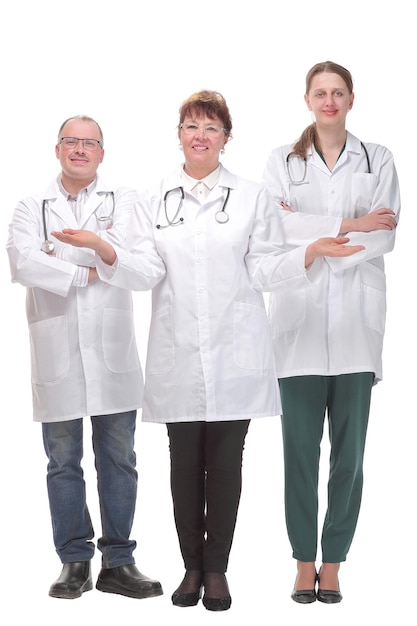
[{"xmin": 6, "ymin": 115, "xmax": 162, "ymax": 600}]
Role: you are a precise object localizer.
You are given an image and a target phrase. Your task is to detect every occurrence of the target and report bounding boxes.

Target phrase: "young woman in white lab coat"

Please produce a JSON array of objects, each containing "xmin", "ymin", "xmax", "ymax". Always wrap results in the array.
[
  {"xmin": 262, "ymin": 61, "xmax": 400, "ymax": 604},
  {"xmin": 53, "ymin": 90, "xmax": 364, "ymax": 611}
]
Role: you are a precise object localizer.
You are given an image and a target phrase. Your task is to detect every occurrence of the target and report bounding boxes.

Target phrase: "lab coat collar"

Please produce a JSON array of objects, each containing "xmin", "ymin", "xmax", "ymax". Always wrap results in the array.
[
  {"xmin": 331, "ymin": 132, "xmax": 363, "ymax": 170},
  {"xmin": 42, "ymin": 175, "xmax": 112, "ymax": 201},
  {"xmin": 344, "ymin": 131, "xmax": 364, "ymax": 156},
  {"xmin": 307, "ymin": 131, "xmax": 364, "ymax": 174},
  {"xmin": 41, "ymin": 175, "xmax": 114, "ymax": 228}
]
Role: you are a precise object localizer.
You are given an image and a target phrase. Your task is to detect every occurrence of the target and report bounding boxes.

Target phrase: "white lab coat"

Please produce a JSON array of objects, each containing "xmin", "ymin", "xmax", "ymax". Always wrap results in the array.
[
  {"xmin": 262, "ymin": 132, "xmax": 401, "ymax": 383},
  {"xmin": 96, "ymin": 165, "xmax": 310, "ymax": 423},
  {"xmin": 6, "ymin": 176, "xmax": 150, "ymax": 422}
]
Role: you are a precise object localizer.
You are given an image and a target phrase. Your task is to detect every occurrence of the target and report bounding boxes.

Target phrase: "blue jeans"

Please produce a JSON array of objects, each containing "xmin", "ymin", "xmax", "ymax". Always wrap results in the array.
[{"xmin": 42, "ymin": 411, "xmax": 137, "ymax": 568}]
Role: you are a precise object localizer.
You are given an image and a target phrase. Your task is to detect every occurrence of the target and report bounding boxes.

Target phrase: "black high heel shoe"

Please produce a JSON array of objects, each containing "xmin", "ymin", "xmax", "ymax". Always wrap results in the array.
[
  {"xmin": 171, "ymin": 570, "xmax": 203, "ymax": 607},
  {"xmin": 291, "ymin": 571, "xmax": 318, "ymax": 604}
]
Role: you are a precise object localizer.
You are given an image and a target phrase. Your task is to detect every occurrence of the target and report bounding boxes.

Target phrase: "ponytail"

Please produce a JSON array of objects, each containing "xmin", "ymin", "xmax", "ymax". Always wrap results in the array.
[{"xmin": 290, "ymin": 123, "xmax": 316, "ymax": 160}]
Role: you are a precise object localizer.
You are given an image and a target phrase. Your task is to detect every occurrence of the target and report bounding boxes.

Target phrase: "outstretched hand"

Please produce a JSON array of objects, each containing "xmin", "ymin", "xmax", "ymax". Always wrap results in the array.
[
  {"xmin": 51, "ymin": 229, "xmax": 101, "ymax": 250},
  {"xmin": 305, "ymin": 237, "xmax": 365, "ymax": 268},
  {"xmin": 51, "ymin": 229, "xmax": 117, "ymax": 265}
]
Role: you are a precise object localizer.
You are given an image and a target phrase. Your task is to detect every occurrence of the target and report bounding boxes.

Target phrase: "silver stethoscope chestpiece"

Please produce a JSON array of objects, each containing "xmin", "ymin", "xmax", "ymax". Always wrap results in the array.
[
  {"xmin": 41, "ymin": 240, "xmax": 55, "ymax": 254},
  {"xmin": 215, "ymin": 211, "xmax": 229, "ymax": 224}
]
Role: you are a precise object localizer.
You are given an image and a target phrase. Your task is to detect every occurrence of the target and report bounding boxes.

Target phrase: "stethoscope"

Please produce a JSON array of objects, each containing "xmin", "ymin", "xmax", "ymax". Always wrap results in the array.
[
  {"xmin": 41, "ymin": 191, "xmax": 115, "ymax": 254},
  {"xmin": 286, "ymin": 141, "xmax": 371, "ymax": 185},
  {"xmin": 156, "ymin": 186, "xmax": 231, "ymax": 229}
]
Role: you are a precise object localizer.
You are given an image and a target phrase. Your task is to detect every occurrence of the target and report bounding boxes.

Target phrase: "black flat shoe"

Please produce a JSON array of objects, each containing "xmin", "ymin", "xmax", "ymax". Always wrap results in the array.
[
  {"xmin": 172, "ymin": 587, "xmax": 203, "ymax": 607},
  {"xmin": 49, "ymin": 561, "xmax": 92, "ymax": 599},
  {"xmin": 317, "ymin": 566, "xmax": 342, "ymax": 603},
  {"xmin": 202, "ymin": 573, "xmax": 231, "ymax": 611},
  {"xmin": 317, "ymin": 588, "xmax": 343, "ymax": 604},
  {"xmin": 96, "ymin": 564, "xmax": 163, "ymax": 599},
  {"xmin": 202, "ymin": 595, "xmax": 232, "ymax": 611},
  {"xmin": 291, "ymin": 570, "xmax": 318, "ymax": 603},
  {"xmin": 291, "ymin": 588, "xmax": 316, "ymax": 604},
  {"xmin": 171, "ymin": 570, "xmax": 203, "ymax": 607}
]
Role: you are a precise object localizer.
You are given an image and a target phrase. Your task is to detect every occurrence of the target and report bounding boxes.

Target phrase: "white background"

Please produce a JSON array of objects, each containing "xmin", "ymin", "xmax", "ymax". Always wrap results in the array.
[{"xmin": 1, "ymin": 1, "xmax": 415, "ymax": 625}]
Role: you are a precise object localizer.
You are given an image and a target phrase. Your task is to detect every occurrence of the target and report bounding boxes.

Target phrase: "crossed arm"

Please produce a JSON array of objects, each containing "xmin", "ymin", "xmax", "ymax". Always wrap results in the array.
[{"xmin": 280, "ymin": 201, "xmax": 397, "ymax": 234}]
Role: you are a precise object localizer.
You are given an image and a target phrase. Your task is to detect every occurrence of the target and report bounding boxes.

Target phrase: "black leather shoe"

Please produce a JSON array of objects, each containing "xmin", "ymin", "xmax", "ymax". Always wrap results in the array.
[
  {"xmin": 96, "ymin": 564, "xmax": 163, "ymax": 599},
  {"xmin": 291, "ymin": 588, "xmax": 316, "ymax": 604},
  {"xmin": 202, "ymin": 573, "xmax": 231, "ymax": 611},
  {"xmin": 49, "ymin": 561, "xmax": 92, "ymax": 599},
  {"xmin": 317, "ymin": 588, "xmax": 343, "ymax": 604}
]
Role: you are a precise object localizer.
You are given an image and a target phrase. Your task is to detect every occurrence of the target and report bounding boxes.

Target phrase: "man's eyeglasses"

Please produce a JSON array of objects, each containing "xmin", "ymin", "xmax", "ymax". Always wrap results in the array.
[
  {"xmin": 60, "ymin": 137, "xmax": 102, "ymax": 150},
  {"xmin": 180, "ymin": 123, "xmax": 226, "ymax": 137}
]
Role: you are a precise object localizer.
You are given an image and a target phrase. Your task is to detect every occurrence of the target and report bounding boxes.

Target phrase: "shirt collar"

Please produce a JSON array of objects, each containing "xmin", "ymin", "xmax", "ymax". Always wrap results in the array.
[
  {"xmin": 58, "ymin": 176, "xmax": 98, "ymax": 199},
  {"xmin": 181, "ymin": 165, "xmax": 221, "ymax": 193}
]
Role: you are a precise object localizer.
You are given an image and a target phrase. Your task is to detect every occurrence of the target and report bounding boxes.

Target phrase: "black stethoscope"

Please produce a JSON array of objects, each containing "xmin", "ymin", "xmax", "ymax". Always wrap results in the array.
[
  {"xmin": 156, "ymin": 186, "xmax": 231, "ymax": 229},
  {"xmin": 41, "ymin": 191, "xmax": 115, "ymax": 254},
  {"xmin": 286, "ymin": 141, "xmax": 371, "ymax": 185}
]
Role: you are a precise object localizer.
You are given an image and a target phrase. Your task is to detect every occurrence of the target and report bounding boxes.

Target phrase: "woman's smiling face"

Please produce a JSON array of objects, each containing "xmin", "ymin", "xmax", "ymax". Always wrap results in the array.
[{"xmin": 179, "ymin": 114, "xmax": 228, "ymax": 178}]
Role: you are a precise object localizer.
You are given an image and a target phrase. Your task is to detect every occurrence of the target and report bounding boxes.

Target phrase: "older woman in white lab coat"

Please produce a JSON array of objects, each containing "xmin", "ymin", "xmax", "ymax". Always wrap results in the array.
[
  {"xmin": 262, "ymin": 61, "xmax": 400, "ymax": 604},
  {"xmin": 54, "ymin": 91, "xmax": 364, "ymax": 611}
]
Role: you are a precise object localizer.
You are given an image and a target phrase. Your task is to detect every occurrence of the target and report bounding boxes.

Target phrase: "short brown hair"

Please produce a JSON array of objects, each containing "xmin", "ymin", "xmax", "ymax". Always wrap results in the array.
[{"xmin": 178, "ymin": 90, "xmax": 233, "ymax": 137}]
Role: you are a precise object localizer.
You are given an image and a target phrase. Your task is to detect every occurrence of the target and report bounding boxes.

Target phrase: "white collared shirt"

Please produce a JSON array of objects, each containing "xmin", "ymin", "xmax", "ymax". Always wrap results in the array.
[
  {"xmin": 181, "ymin": 165, "xmax": 221, "ymax": 202},
  {"xmin": 56, "ymin": 178, "xmax": 98, "ymax": 286}
]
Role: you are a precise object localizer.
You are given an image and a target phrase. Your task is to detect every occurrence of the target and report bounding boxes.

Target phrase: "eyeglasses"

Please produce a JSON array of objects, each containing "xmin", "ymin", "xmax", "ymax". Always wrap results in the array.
[
  {"xmin": 60, "ymin": 137, "xmax": 102, "ymax": 150},
  {"xmin": 180, "ymin": 123, "xmax": 226, "ymax": 137}
]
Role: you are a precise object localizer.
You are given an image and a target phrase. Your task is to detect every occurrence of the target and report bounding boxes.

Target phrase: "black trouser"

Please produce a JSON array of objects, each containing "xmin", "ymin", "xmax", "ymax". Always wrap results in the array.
[{"xmin": 167, "ymin": 420, "xmax": 250, "ymax": 573}]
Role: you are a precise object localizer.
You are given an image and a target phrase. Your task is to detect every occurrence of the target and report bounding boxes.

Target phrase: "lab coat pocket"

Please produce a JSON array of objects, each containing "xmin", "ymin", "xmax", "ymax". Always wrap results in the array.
[
  {"xmin": 351, "ymin": 173, "xmax": 378, "ymax": 212},
  {"xmin": 29, "ymin": 315, "xmax": 70, "ymax": 383},
  {"xmin": 233, "ymin": 301, "xmax": 274, "ymax": 370},
  {"xmin": 360, "ymin": 264, "xmax": 387, "ymax": 335},
  {"xmin": 103, "ymin": 309, "xmax": 141, "ymax": 373},
  {"xmin": 268, "ymin": 285, "xmax": 306, "ymax": 335},
  {"xmin": 145, "ymin": 304, "xmax": 175, "ymax": 374}
]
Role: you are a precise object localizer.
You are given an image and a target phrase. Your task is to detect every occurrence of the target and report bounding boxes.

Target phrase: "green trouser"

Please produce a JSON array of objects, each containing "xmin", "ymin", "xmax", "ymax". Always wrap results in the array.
[{"xmin": 279, "ymin": 373, "xmax": 374, "ymax": 563}]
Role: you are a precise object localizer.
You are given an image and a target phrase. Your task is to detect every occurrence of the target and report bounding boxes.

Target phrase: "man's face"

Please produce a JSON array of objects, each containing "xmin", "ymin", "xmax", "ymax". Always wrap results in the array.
[{"xmin": 55, "ymin": 119, "xmax": 104, "ymax": 186}]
